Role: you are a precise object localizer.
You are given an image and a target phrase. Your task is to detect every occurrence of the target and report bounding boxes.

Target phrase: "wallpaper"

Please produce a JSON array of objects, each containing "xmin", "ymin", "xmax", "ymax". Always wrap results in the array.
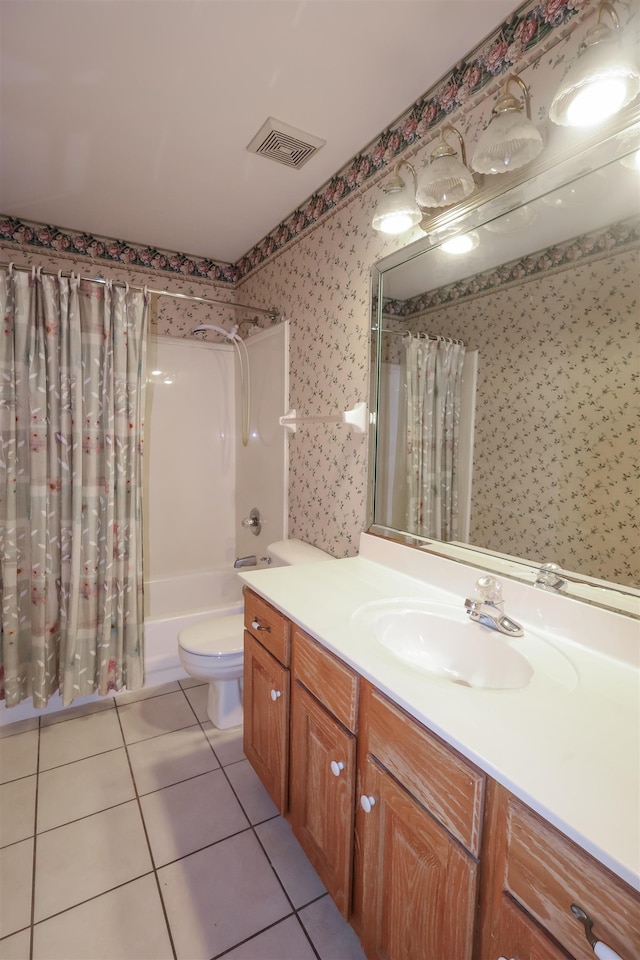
[{"xmin": 1, "ymin": 0, "xmax": 637, "ymax": 570}]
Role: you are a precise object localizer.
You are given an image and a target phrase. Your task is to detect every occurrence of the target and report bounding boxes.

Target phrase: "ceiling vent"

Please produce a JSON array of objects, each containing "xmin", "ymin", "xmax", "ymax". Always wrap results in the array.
[{"xmin": 247, "ymin": 117, "xmax": 325, "ymax": 170}]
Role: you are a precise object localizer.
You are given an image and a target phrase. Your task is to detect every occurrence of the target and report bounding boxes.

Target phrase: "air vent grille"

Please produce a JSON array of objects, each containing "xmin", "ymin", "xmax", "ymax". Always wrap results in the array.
[{"xmin": 247, "ymin": 118, "xmax": 325, "ymax": 170}]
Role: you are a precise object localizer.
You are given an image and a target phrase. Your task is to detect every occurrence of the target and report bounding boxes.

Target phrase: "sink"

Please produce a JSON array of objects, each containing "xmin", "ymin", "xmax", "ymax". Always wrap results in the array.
[{"xmin": 351, "ymin": 599, "xmax": 576, "ymax": 691}]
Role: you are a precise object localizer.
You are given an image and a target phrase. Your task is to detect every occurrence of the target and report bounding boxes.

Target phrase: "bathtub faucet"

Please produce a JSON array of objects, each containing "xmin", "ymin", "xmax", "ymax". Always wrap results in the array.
[{"xmin": 234, "ymin": 555, "xmax": 257, "ymax": 568}]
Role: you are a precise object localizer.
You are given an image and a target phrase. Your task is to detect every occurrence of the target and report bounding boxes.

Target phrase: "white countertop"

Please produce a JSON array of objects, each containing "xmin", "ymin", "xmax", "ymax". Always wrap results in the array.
[{"xmin": 240, "ymin": 534, "xmax": 640, "ymax": 892}]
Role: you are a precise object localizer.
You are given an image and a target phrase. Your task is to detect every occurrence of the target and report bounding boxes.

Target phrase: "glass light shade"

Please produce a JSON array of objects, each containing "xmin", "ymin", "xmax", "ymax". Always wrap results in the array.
[
  {"xmin": 416, "ymin": 153, "xmax": 475, "ymax": 208},
  {"xmin": 471, "ymin": 109, "xmax": 543, "ymax": 174},
  {"xmin": 371, "ymin": 181, "xmax": 422, "ymax": 234},
  {"xmin": 549, "ymin": 23, "xmax": 640, "ymax": 127}
]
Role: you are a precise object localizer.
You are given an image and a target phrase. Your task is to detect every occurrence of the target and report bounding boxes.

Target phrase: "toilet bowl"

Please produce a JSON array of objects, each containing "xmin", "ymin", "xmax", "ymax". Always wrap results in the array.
[{"xmin": 177, "ymin": 539, "xmax": 332, "ymax": 728}]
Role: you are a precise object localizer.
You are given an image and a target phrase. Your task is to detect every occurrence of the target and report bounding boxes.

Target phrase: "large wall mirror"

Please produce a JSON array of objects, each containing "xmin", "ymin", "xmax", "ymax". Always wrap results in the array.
[{"xmin": 368, "ymin": 114, "xmax": 639, "ymax": 617}]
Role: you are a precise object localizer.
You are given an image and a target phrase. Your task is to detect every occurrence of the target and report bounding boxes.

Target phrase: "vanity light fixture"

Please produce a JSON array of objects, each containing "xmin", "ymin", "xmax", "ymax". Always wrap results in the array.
[
  {"xmin": 371, "ymin": 161, "xmax": 423, "ymax": 235},
  {"xmin": 415, "ymin": 125, "xmax": 476, "ymax": 208},
  {"xmin": 548, "ymin": 0, "xmax": 640, "ymax": 127},
  {"xmin": 471, "ymin": 74, "xmax": 543, "ymax": 174}
]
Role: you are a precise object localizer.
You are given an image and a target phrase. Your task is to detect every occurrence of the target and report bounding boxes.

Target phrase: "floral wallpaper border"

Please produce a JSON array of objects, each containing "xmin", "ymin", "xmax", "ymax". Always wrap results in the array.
[
  {"xmin": 0, "ymin": 0, "xmax": 588, "ymax": 285},
  {"xmin": 382, "ymin": 217, "xmax": 640, "ymax": 317}
]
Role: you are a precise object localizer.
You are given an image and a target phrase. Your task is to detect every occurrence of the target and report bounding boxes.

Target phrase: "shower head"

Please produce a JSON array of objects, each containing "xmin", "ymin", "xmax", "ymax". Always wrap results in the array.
[{"xmin": 191, "ymin": 324, "xmax": 240, "ymax": 342}]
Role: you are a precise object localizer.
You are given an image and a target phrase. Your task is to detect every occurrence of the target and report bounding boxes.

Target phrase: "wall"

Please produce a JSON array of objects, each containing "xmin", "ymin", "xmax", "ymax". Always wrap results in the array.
[
  {"xmin": 2, "ymin": 0, "xmax": 637, "ymax": 560},
  {"xmin": 234, "ymin": 0, "xmax": 640, "ymax": 557},
  {"xmin": 144, "ymin": 335, "xmax": 236, "ymax": 585}
]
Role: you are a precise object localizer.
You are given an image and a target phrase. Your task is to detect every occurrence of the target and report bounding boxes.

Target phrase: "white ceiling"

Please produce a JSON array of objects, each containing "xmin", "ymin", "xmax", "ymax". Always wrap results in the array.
[{"xmin": 0, "ymin": 0, "xmax": 518, "ymax": 265}]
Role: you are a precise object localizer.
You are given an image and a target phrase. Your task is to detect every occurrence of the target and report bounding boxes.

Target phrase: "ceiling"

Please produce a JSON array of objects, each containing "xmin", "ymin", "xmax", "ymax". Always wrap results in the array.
[{"xmin": 0, "ymin": 0, "xmax": 518, "ymax": 266}]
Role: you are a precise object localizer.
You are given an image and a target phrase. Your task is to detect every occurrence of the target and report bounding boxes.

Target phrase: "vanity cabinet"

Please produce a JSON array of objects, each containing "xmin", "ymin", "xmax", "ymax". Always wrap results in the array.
[
  {"xmin": 353, "ymin": 681, "xmax": 484, "ymax": 960},
  {"xmin": 242, "ymin": 588, "xmax": 640, "ymax": 960},
  {"xmin": 478, "ymin": 779, "xmax": 640, "ymax": 960},
  {"xmin": 289, "ymin": 627, "xmax": 359, "ymax": 917},
  {"xmin": 242, "ymin": 590, "xmax": 291, "ymax": 814}
]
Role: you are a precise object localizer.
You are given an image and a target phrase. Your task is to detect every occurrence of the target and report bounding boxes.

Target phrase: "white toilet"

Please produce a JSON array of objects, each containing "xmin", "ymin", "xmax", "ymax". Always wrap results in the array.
[{"xmin": 177, "ymin": 539, "xmax": 332, "ymax": 728}]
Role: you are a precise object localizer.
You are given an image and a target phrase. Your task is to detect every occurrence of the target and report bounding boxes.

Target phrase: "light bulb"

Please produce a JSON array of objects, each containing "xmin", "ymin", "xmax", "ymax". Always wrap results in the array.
[{"xmin": 440, "ymin": 232, "xmax": 479, "ymax": 255}]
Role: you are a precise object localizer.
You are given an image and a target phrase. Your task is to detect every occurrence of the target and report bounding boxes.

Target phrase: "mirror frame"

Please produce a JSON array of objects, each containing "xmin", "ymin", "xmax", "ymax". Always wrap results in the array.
[{"xmin": 367, "ymin": 109, "xmax": 640, "ymax": 619}]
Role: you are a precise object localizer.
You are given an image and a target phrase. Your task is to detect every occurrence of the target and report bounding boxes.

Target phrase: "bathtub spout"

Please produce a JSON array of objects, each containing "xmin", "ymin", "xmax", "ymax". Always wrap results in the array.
[{"xmin": 234, "ymin": 555, "xmax": 257, "ymax": 568}]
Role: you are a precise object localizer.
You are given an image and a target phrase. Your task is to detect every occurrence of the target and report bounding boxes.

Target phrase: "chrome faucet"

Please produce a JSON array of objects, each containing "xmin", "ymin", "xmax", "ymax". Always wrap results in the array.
[
  {"xmin": 464, "ymin": 576, "xmax": 524, "ymax": 637},
  {"xmin": 535, "ymin": 562, "xmax": 567, "ymax": 592}
]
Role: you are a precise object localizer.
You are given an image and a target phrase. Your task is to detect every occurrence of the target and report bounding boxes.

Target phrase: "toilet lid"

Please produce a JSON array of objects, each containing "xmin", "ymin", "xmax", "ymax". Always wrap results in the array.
[{"xmin": 179, "ymin": 614, "xmax": 244, "ymax": 656}]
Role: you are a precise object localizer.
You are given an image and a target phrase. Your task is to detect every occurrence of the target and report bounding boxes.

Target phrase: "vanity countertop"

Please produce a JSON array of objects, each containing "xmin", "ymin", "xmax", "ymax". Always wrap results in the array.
[{"xmin": 239, "ymin": 534, "xmax": 640, "ymax": 892}]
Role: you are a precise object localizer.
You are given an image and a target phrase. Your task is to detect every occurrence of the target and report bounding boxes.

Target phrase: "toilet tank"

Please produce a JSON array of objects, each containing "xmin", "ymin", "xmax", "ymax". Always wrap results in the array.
[{"xmin": 267, "ymin": 539, "xmax": 333, "ymax": 567}]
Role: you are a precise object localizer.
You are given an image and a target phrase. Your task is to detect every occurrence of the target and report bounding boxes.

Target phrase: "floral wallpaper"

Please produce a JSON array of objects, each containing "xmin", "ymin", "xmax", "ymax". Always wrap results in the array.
[{"xmin": 1, "ymin": 0, "xmax": 638, "ymax": 568}]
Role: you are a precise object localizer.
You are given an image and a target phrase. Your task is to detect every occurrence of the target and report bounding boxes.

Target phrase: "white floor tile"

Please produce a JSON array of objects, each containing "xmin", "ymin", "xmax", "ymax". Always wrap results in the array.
[
  {"xmin": 140, "ymin": 769, "xmax": 248, "ymax": 866},
  {"xmin": 255, "ymin": 817, "xmax": 326, "ymax": 909},
  {"xmin": 0, "ymin": 928, "xmax": 31, "ymax": 960},
  {"xmin": 34, "ymin": 801, "xmax": 152, "ymax": 922},
  {"xmin": 0, "ymin": 838, "xmax": 33, "ymax": 939},
  {"xmin": 40, "ymin": 697, "xmax": 115, "ymax": 727},
  {"xmin": 158, "ymin": 830, "xmax": 290, "ymax": 960},
  {"xmin": 223, "ymin": 915, "xmax": 316, "ymax": 959},
  {"xmin": 299, "ymin": 894, "xmax": 368, "ymax": 960},
  {"xmin": 32, "ymin": 874, "xmax": 173, "ymax": 960},
  {"xmin": 225, "ymin": 758, "xmax": 279, "ymax": 824},
  {"xmin": 37, "ymin": 748, "xmax": 135, "ymax": 833},
  {"xmin": 114, "ymin": 680, "xmax": 182, "ymax": 705},
  {"xmin": 0, "ymin": 730, "xmax": 38, "ymax": 784},
  {"xmin": 202, "ymin": 721, "xmax": 245, "ymax": 766},
  {"xmin": 0, "ymin": 718, "xmax": 38, "ymax": 739},
  {"xmin": 183, "ymin": 684, "xmax": 209, "ymax": 722},
  {"xmin": 0, "ymin": 776, "xmax": 36, "ymax": 847},
  {"xmin": 39, "ymin": 710, "xmax": 123, "ymax": 771},
  {"xmin": 178, "ymin": 678, "xmax": 206, "ymax": 690},
  {"xmin": 116, "ymin": 690, "xmax": 197, "ymax": 744},
  {"xmin": 127, "ymin": 724, "xmax": 219, "ymax": 795}
]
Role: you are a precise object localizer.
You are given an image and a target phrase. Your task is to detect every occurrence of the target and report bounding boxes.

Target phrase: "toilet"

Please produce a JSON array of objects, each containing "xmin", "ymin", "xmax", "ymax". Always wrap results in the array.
[{"xmin": 177, "ymin": 539, "xmax": 332, "ymax": 728}]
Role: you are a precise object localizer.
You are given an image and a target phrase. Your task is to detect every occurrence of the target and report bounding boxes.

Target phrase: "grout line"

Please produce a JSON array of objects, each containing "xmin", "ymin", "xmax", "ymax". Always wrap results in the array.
[
  {"xmin": 12, "ymin": 688, "xmax": 353, "ymax": 960},
  {"xmin": 28, "ymin": 716, "xmax": 41, "ymax": 960},
  {"xmin": 113, "ymin": 702, "xmax": 178, "ymax": 960}
]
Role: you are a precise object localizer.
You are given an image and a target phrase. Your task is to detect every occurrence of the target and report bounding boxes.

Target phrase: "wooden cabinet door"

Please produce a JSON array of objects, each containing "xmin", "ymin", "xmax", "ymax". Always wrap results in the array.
[
  {"xmin": 356, "ymin": 756, "xmax": 478, "ymax": 960},
  {"xmin": 243, "ymin": 631, "xmax": 289, "ymax": 814},
  {"xmin": 289, "ymin": 681, "xmax": 356, "ymax": 917},
  {"xmin": 485, "ymin": 894, "xmax": 571, "ymax": 960}
]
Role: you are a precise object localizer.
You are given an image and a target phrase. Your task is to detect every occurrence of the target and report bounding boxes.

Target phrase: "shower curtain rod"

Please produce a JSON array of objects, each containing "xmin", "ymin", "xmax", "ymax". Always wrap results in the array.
[
  {"xmin": 0, "ymin": 261, "xmax": 279, "ymax": 320},
  {"xmin": 374, "ymin": 326, "xmax": 465, "ymax": 345}
]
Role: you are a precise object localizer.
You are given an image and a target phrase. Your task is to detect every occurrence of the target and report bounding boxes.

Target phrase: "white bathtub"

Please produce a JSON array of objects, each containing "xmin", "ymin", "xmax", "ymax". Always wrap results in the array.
[
  {"xmin": 144, "ymin": 568, "xmax": 244, "ymax": 685},
  {"xmin": 0, "ymin": 568, "xmax": 244, "ymax": 726}
]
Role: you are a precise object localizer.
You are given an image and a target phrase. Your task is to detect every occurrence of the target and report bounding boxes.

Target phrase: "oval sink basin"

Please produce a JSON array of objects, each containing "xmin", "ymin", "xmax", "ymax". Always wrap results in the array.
[
  {"xmin": 375, "ymin": 606, "xmax": 532, "ymax": 689},
  {"xmin": 352, "ymin": 599, "xmax": 538, "ymax": 690}
]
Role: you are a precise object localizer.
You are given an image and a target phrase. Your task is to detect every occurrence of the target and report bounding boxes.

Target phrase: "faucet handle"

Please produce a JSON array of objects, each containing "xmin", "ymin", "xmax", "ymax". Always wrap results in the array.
[{"xmin": 475, "ymin": 576, "xmax": 503, "ymax": 604}]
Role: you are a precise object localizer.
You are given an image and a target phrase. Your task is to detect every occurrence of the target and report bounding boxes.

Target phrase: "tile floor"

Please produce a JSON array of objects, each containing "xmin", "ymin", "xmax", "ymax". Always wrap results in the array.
[{"xmin": 0, "ymin": 680, "xmax": 367, "ymax": 960}]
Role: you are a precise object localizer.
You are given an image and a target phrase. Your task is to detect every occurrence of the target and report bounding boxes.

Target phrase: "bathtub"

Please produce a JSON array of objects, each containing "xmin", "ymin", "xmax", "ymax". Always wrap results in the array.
[
  {"xmin": 0, "ymin": 567, "xmax": 244, "ymax": 726},
  {"xmin": 144, "ymin": 567, "xmax": 244, "ymax": 685}
]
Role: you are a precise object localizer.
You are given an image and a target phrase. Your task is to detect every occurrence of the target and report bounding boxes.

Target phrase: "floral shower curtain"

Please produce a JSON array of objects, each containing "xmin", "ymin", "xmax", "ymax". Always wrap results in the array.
[
  {"xmin": 405, "ymin": 334, "xmax": 466, "ymax": 542},
  {"xmin": 0, "ymin": 267, "xmax": 149, "ymax": 708}
]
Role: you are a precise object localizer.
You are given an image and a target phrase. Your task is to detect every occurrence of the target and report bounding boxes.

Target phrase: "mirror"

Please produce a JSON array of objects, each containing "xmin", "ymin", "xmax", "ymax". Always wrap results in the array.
[{"xmin": 368, "ymin": 116, "xmax": 640, "ymax": 617}]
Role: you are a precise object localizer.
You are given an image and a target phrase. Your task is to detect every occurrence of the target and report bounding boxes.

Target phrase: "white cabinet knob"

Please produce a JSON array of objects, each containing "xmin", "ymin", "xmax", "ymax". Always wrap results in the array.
[
  {"xmin": 360, "ymin": 795, "xmax": 376, "ymax": 813},
  {"xmin": 330, "ymin": 761, "xmax": 344, "ymax": 777},
  {"xmin": 270, "ymin": 689, "xmax": 282, "ymax": 701}
]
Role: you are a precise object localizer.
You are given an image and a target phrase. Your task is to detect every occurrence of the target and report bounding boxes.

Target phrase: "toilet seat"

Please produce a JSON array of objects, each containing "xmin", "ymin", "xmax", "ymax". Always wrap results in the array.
[{"xmin": 179, "ymin": 613, "xmax": 244, "ymax": 657}]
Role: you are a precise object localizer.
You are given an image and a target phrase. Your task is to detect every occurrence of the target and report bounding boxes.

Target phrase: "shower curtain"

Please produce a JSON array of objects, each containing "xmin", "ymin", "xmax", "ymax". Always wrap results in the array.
[
  {"xmin": 405, "ymin": 334, "xmax": 466, "ymax": 542},
  {"xmin": 0, "ymin": 267, "xmax": 149, "ymax": 708}
]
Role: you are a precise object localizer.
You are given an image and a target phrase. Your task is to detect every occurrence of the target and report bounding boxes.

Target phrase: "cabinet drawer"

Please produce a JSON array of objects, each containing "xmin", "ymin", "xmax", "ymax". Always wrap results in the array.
[
  {"xmin": 292, "ymin": 628, "xmax": 358, "ymax": 733},
  {"xmin": 244, "ymin": 588, "xmax": 290, "ymax": 666},
  {"xmin": 503, "ymin": 794, "xmax": 640, "ymax": 960},
  {"xmin": 362, "ymin": 683, "xmax": 484, "ymax": 856}
]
